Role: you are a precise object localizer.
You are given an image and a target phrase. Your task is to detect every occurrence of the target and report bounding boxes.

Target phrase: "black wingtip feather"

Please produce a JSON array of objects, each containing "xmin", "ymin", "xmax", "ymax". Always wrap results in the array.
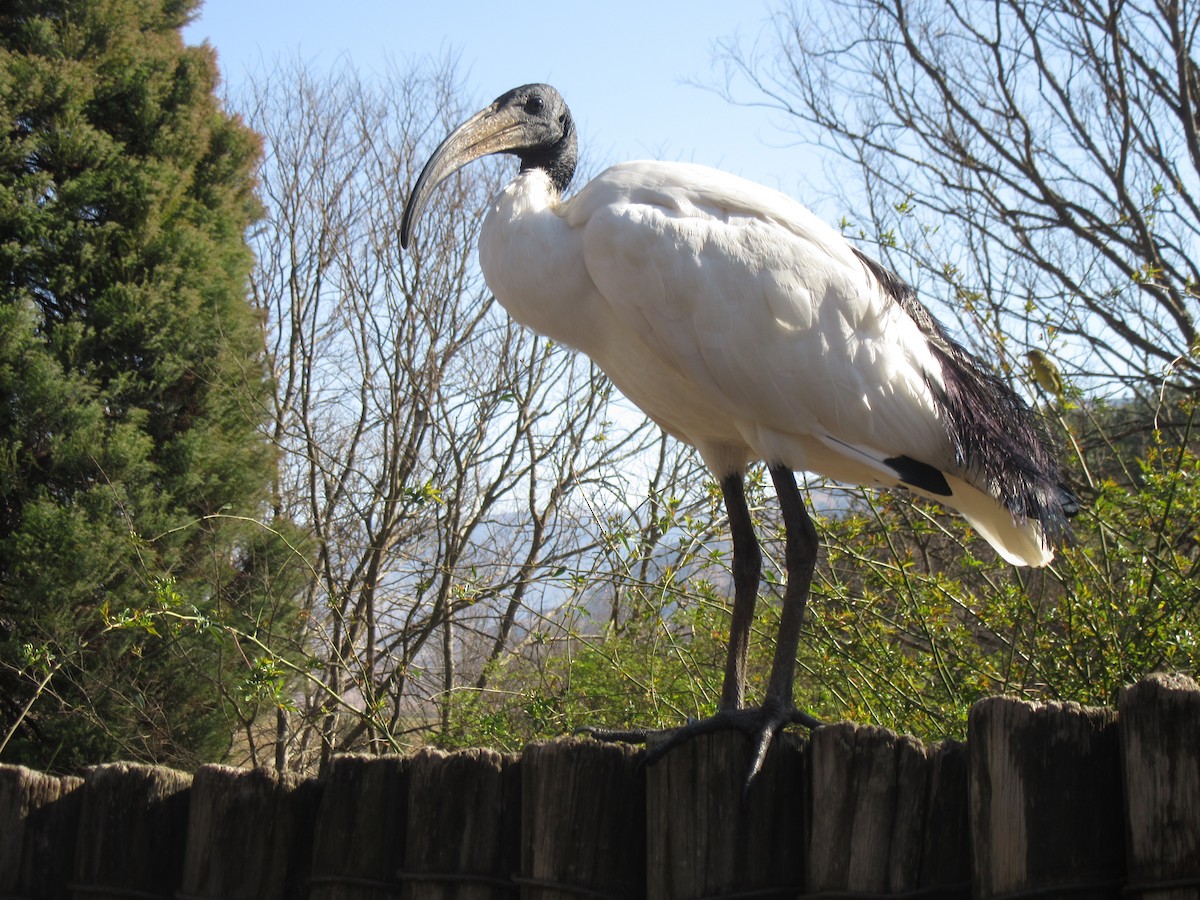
[{"xmin": 885, "ymin": 455, "xmax": 953, "ymax": 497}]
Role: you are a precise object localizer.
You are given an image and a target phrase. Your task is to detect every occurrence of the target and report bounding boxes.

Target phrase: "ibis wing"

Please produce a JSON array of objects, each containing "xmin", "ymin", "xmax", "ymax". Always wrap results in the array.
[{"xmin": 574, "ymin": 162, "xmax": 949, "ymax": 468}]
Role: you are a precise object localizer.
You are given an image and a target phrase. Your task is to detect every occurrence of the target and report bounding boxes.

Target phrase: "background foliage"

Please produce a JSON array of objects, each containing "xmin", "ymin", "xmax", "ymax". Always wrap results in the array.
[{"xmin": 0, "ymin": 0, "xmax": 1196, "ymax": 772}]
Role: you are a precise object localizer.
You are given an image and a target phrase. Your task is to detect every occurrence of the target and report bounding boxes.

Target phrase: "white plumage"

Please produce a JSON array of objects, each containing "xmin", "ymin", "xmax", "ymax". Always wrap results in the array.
[
  {"xmin": 480, "ymin": 160, "xmax": 1050, "ymax": 565},
  {"xmin": 402, "ymin": 84, "xmax": 1075, "ymax": 777}
]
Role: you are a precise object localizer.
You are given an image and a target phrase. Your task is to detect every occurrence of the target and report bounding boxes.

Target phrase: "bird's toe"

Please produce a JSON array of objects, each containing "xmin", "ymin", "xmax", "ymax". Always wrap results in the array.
[{"xmin": 574, "ymin": 724, "xmax": 655, "ymax": 744}]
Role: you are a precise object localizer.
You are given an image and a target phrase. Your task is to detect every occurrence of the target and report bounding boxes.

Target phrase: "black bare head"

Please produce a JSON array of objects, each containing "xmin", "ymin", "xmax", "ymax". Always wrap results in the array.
[{"xmin": 401, "ymin": 83, "xmax": 578, "ymax": 249}]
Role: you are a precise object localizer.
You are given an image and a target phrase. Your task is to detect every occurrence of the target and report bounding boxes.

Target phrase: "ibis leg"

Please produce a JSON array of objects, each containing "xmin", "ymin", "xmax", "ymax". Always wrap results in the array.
[
  {"xmin": 580, "ymin": 466, "xmax": 820, "ymax": 787},
  {"xmin": 737, "ymin": 465, "xmax": 820, "ymax": 778},
  {"xmin": 763, "ymin": 465, "xmax": 817, "ymax": 709},
  {"xmin": 719, "ymin": 472, "xmax": 762, "ymax": 712}
]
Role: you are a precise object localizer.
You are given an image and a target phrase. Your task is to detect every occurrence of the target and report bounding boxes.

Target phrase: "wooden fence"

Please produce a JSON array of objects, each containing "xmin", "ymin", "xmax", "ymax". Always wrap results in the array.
[{"xmin": 1, "ymin": 672, "xmax": 1198, "ymax": 900}]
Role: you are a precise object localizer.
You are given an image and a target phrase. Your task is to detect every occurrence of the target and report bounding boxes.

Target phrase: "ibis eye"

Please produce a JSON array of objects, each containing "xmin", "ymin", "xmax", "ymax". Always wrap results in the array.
[{"xmin": 524, "ymin": 95, "xmax": 545, "ymax": 114}]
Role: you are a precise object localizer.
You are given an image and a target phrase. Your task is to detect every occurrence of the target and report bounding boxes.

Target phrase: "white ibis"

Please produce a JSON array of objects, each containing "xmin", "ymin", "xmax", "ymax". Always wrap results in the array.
[{"xmin": 401, "ymin": 84, "xmax": 1076, "ymax": 779}]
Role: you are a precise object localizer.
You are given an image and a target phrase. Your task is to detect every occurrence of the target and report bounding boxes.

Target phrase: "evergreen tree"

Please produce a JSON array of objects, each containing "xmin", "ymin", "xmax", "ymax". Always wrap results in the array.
[{"xmin": 0, "ymin": 0, "xmax": 294, "ymax": 769}]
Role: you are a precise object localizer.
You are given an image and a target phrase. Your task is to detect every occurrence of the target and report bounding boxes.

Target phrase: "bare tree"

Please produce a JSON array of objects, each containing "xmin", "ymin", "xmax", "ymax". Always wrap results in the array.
[
  {"xmin": 717, "ymin": 0, "xmax": 1200, "ymax": 392},
  {"xmin": 236, "ymin": 56, "xmax": 676, "ymax": 769}
]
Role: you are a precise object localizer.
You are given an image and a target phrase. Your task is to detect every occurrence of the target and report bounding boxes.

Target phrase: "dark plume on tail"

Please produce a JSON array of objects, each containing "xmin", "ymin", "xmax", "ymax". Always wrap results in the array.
[
  {"xmin": 933, "ymin": 345, "xmax": 1078, "ymax": 540},
  {"xmin": 854, "ymin": 249, "xmax": 1078, "ymax": 541}
]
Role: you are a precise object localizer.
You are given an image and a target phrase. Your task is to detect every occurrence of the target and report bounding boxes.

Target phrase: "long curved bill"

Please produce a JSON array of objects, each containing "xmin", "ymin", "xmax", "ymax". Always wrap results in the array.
[{"xmin": 400, "ymin": 101, "xmax": 527, "ymax": 249}]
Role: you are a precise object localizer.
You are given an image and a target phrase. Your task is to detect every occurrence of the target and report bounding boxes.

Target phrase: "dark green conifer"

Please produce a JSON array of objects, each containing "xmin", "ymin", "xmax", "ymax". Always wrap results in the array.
[{"xmin": 0, "ymin": 0, "xmax": 295, "ymax": 769}]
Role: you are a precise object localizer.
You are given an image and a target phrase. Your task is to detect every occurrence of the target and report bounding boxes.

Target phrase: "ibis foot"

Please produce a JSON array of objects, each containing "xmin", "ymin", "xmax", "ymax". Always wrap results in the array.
[
  {"xmin": 580, "ymin": 704, "xmax": 821, "ymax": 787},
  {"xmin": 647, "ymin": 704, "xmax": 821, "ymax": 785}
]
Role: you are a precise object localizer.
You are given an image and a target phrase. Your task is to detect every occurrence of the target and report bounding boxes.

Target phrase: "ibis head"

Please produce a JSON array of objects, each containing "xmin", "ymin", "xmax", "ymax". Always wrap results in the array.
[{"xmin": 400, "ymin": 83, "xmax": 577, "ymax": 249}]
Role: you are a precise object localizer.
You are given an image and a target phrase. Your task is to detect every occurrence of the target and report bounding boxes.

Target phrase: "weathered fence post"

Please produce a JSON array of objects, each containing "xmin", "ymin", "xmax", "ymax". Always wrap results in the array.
[
  {"xmin": 401, "ymin": 747, "xmax": 519, "ymax": 900},
  {"xmin": 646, "ymin": 730, "xmax": 805, "ymax": 900},
  {"xmin": 522, "ymin": 738, "xmax": 644, "ymax": 900},
  {"xmin": 1119, "ymin": 672, "xmax": 1200, "ymax": 900},
  {"xmin": 180, "ymin": 764, "xmax": 322, "ymax": 900},
  {"xmin": 0, "ymin": 764, "xmax": 83, "ymax": 900},
  {"xmin": 71, "ymin": 763, "xmax": 192, "ymax": 900},
  {"xmin": 969, "ymin": 696, "xmax": 1124, "ymax": 899},
  {"xmin": 807, "ymin": 723, "xmax": 970, "ymax": 896},
  {"xmin": 920, "ymin": 739, "xmax": 971, "ymax": 890},
  {"xmin": 309, "ymin": 754, "xmax": 409, "ymax": 900}
]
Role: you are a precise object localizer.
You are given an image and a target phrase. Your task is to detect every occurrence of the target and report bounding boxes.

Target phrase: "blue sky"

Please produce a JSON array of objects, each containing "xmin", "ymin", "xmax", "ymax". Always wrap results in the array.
[{"xmin": 182, "ymin": 0, "xmax": 826, "ymax": 198}]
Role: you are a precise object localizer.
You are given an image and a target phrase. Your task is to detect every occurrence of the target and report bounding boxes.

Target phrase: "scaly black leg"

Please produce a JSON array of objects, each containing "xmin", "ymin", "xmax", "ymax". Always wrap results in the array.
[
  {"xmin": 719, "ymin": 471, "xmax": 762, "ymax": 711},
  {"xmin": 738, "ymin": 464, "xmax": 820, "ymax": 778}
]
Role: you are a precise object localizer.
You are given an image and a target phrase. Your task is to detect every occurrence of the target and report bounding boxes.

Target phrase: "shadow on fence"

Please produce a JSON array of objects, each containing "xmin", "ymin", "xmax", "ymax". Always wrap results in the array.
[{"xmin": 2, "ymin": 672, "xmax": 1198, "ymax": 899}]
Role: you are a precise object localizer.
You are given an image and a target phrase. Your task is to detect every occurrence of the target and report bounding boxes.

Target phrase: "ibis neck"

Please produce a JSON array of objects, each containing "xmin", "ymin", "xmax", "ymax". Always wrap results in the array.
[
  {"xmin": 479, "ymin": 169, "xmax": 596, "ymax": 351},
  {"xmin": 518, "ymin": 110, "xmax": 577, "ymax": 194}
]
